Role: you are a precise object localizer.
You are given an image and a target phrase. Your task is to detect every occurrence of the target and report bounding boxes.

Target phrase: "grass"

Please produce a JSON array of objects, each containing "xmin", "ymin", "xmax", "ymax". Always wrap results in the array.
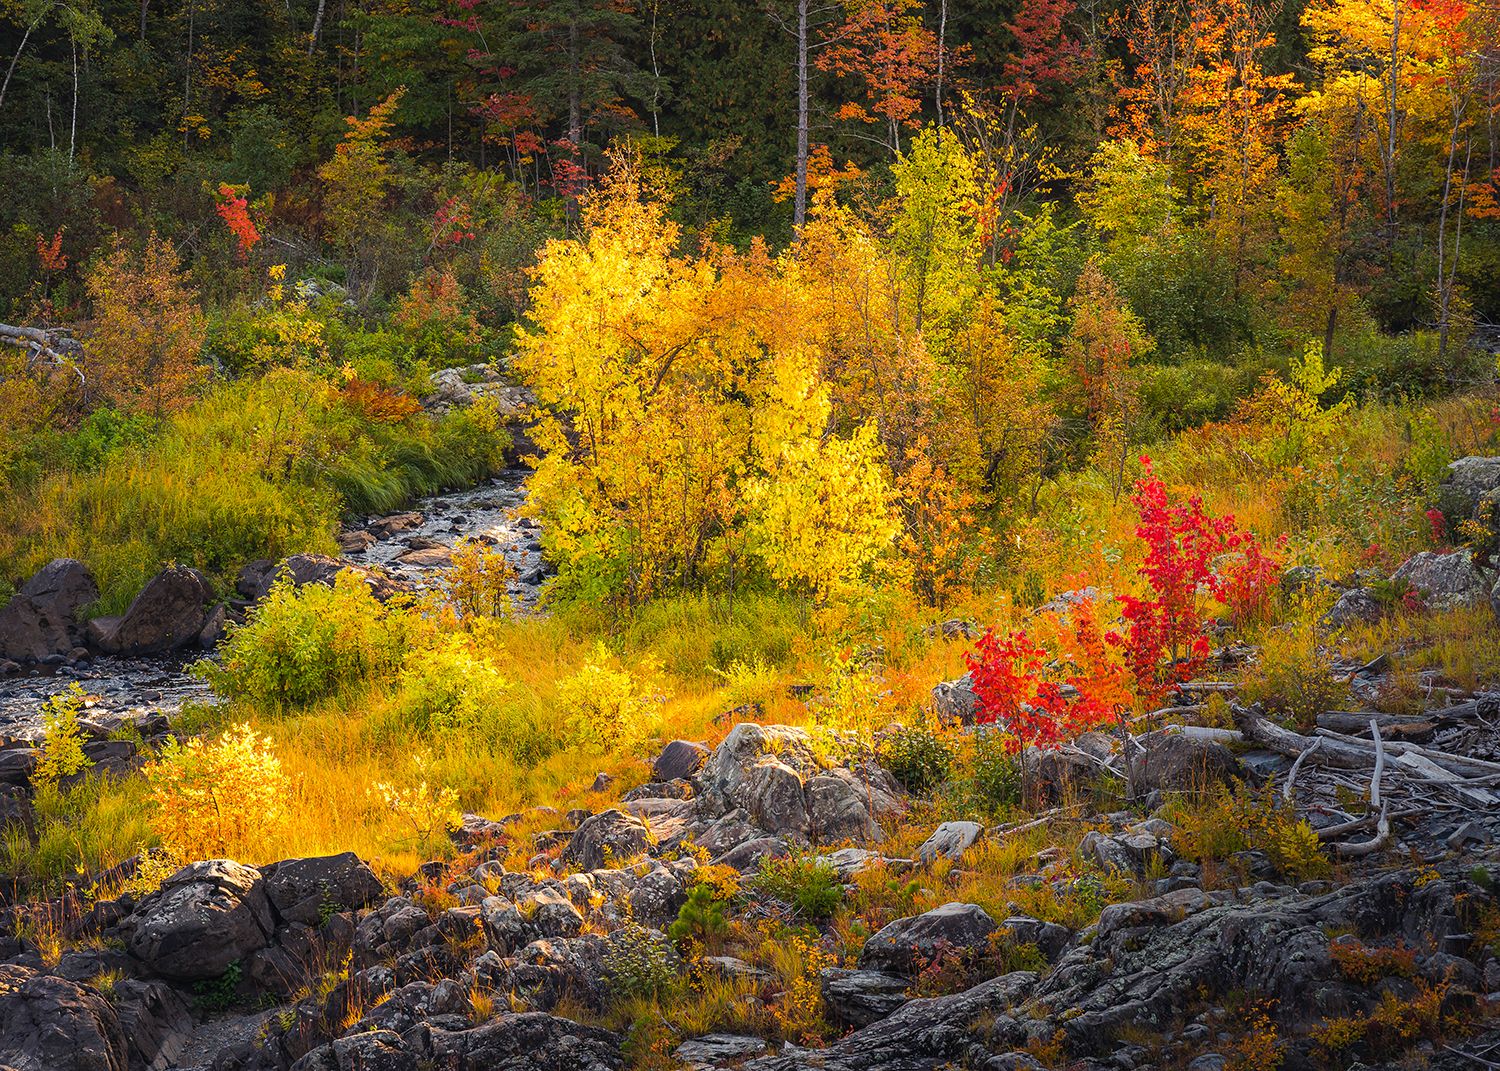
[
  {"xmin": 0, "ymin": 368, "xmax": 508, "ymax": 612},
  {"xmin": 6, "ymin": 388, "xmax": 1500, "ymax": 920}
]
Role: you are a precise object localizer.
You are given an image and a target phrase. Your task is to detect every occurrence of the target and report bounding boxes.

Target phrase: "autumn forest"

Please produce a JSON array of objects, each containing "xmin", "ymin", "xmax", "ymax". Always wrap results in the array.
[{"xmin": 1, "ymin": 0, "xmax": 1500, "ymax": 1069}]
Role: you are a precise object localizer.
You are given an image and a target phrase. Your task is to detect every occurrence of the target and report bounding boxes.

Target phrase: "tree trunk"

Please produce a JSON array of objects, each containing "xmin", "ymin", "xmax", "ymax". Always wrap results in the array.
[
  {"xmin": 183, "ymin": 0, "xmax": 196, "ymax": 150},
  {"xmin": 568, "ymin": 18, "xmax": 582, "ymax": 148},
  {"xmin": 935, "ymin": 0, "xmax": 946, "ymax": 129},
  {"xmin": 68, "ymin": 38, "xmax": 77, "ymax": 164},
  {"xmin": 1383, "ymin": 0, "xmax": 1402, "ymax": 255},
  {"xmin": 0, "ymin": 15, "xmax": 41, "ymax": 115},
  {"xmin": 139, "ymin": 0, "xmax": 149, "ymax": 42},
  {"xmin": 308, "ymin": 0, "xmax": 326, "ymax": 55},
  {"xmin": 794, "ymin": 0, "xmax": 809, "ymax": 231}
]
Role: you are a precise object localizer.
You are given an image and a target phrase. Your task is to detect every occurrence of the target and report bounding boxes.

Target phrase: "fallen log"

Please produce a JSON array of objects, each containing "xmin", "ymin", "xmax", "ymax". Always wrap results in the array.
[{"xmin": 1315, "ymin": 711, "xmax": 1442, "ymax": 735}]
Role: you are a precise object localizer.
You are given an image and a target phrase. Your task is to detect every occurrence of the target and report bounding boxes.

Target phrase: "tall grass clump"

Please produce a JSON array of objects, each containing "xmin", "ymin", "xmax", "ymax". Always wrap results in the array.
[{"xmin": 0, "ymin": 369, "xmax": 508, "ymax": 610}]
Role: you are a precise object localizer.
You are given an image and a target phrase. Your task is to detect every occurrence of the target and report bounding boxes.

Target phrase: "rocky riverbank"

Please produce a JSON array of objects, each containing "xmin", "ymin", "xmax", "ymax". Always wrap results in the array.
[{"xmin": 0, "ymin": 468, "xmax": 543, "ymax": 738}]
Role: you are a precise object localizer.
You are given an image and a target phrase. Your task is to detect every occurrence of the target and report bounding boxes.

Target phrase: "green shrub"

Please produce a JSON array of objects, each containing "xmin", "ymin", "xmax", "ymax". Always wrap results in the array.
[
  {"xmin": 203, "ymin": 571, "xmax": 413, "ymax": 707},
  {"xmin": 753, "ymin": 854, "xmax": 842, "ymax": 921},
  {"xmin": 878, "ymin": 726, "xmax": 954, "ymax": 797},
  {"xmin": 668, "ymin": 883, "xmax": 730, "ymax": 948},
  {"xmin": 556, "ymin": 647, "xmax": 664, "ymax": 753},
  {"xmin": 604, "ymin": 923, "xmax": 679, "ymax": 999},
  {"xmin": 388, "ymin": 637, "xmax": 551, "ymax": 764},
  {"xmin": 968, "ymin": 730, "xmax": 1022, "ymax": 814}
]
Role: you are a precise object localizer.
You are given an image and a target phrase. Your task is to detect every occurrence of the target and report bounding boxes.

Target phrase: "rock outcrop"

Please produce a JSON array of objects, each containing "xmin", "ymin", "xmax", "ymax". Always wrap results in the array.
[
  {"xmin": 88, "ymin": 566, "xmax": 214, "ymax": 656},
  {"xmin": 0, "ymin": 559, "xmax": 98, "ymax": 663}
]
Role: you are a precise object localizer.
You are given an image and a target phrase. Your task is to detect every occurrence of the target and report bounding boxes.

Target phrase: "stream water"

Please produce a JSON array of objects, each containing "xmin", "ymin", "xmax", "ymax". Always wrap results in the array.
[{"xmin": 0, "ymin": 467, "xmax": 540, "ymax": 740}]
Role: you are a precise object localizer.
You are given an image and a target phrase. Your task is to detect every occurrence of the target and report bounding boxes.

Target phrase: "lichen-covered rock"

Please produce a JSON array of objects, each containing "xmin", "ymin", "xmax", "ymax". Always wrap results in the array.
[
  {"xmin": 821, "ymin": 968, "xmax": 910, "ymax": 1027},
  {"xmin": 858, "ymin": 902, "xmax": 999, "ymax": 977},
  {"xmin": 562, "ymin": 809, "xmax": 652, "ymax": 871},
  {"xmin": 917, "ymin": 821, "xmax": 984, "ymax": 863},
  {"xmin": 1322, "ymin": 586, "xmax": 1384, "ymax": 628},
  {"xmin": 126, "ymin": 859, "xmax": 273, "ymax": 981},
  {"xmin": 0, "ymin": 964, "xmax": 128, "ymax": 1071},
  {"xmin": 1129, "ymin": 729, "xmax": 1243, "ymax": 793},
  {"xmin": 1392, "ymin": 549, "xmax": 1487, "ymax": 612}
]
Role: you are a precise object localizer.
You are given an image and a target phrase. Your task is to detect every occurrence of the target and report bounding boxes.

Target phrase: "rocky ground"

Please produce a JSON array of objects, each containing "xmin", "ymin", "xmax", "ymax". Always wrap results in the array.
[
  {"xmin": 4, "ymin": 458, "xmax": 1500, "ymax": 1070},
  {"xmin": 0, "ymin": 468, "xmax": 543, "ymax": 738},
  {"xmin": 0, "ymin": 699, "xmax": 1496, "ymax": 1071}
]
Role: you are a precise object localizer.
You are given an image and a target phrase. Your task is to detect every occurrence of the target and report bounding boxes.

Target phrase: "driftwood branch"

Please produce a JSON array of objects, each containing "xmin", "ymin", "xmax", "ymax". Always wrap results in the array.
[
  {"xmin": 1284, "ymin": 738, "xmax": 1322, "ymax": 802},
  {"xmin": 0, "ymin": 323, "xmax": 85, "ymax": 387}
]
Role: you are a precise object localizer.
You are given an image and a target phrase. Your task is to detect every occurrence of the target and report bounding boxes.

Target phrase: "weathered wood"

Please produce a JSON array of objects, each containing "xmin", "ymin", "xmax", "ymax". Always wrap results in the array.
[{"xmin": 1316, "ymin": 711, "xmax": 1441, "ymax": 734}]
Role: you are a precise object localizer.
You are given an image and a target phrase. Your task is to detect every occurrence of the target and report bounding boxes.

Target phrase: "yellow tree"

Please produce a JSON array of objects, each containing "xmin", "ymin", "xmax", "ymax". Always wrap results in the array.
[
  {"xmin": 83, "ymin": 234, "xmax": 206, "ymax": 419},
  {"xmin": 516, "ymin": 155, "xmax": 899, "ymax": 607},
  {"xmin": 319, "ymin": 89, "xmax": 407, "ymax": 296}
]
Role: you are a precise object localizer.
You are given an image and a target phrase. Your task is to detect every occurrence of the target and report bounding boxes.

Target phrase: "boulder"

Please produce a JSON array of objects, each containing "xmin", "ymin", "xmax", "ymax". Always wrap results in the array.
[
  {"xmin": 997, "ymin": 916, "xmax": 1073, "ymax": 962},
  {"xmin": 1322, "ymin": 586, "xmax": 1384, "ymax": 629},
  {"xmin": 747, "ymin": 760, "xmax": 809, "ymax": 836},
  {"xmin": 917, "ymin": 821, "xmax": 984, "ymax": 863},
  {"xmin": 110, "ymin": 978, "xmax": 193, "ymax": 1071},
  {"xmin": 1437, "ymin": 455, "xmax": 1500, "ymax": 522},
  {"xmin": 88, "ymin": 566, "xmax": 213, "ymax": 656},
  {"xmin": 366, "ymin": 511, "xmax": 425, "ymax": 539},
  {"xmin": 0, "ymin": 558, "xmax": 97, "ymax": 662},
  {"xmin": 1129, "ymin": 728, "xmax": 1243, "ymax": 793},
  {"xmin": 126, "ymin": 859, "xmax": 274, "ymax": 981},
  {"xmin": 0, "ymin": 964, "xmax": 128, "ymax": 1071},
  {"xmin": 652, "ymin": 739, "xmax": 708, "ymax": 782},
  {"xmin": 676, "ymin": 1034, "xmax": 769, "ymax": 1068},
  {"xmin": 744, "ymin": 970, "xmax": 1037, "ymax": 1071},
  {"xmin": 263, "ymin": 852, "xmax": 384, "ymax": 926},
  {"xmin": 561, "ymin": 809, "xmax": 652, "ymax": 871},
  {"xmin": 1392, "ymin": 550, "xmax": 1487, "ymax": 612},
  {"xmin": 932, "ymin": 673, "xmax": 978, "ymax": 723},
  {"xmin": 698, "ymin": 723, "xmax": 818, "ymax": 810},
  {"xmin": 807, "ymin": 771, "xmax": 883, "ymax": 843},
  {"xmin": 820, "ymin": 968, "xmax": 910, "ymax": 1027},
  {"xmin": 236, "ymin": 554, "xmax": 412, "ymax": 604},
  {"xmin": 858, "ymin": 902, "xmax": 998, "ymax": 976},
  {"xmin": 429, "ymin": 1011, "xmax": 622, "ymax": 1070}
]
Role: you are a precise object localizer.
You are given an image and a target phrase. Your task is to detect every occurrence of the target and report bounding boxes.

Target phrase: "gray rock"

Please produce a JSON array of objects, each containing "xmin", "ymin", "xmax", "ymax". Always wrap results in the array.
[
  {"xmin": 652, "ymin": 739, "xmax": 709, "ymax": 782},
  {"xmin": 520, "ymin": 885, "xmax": 585, "ymax": 938},
  {"xmin": 676, "ymin": 1034, "xmax": 769, "ymax": 1068},
  {"xmin": 1129, "ymin": 729, "xmax": 1242, "ymax": 793},
  {"xmin": 1437, "ymin": 456, "xmax": 1500, "ymax": 521},
  {"xmin": 111, "ymin": 978, "xmax": 193, "ymax": 1071},
  {"xmin": 1392, "ymin": 550, "xmax": 1487, "ymax": 612},
  {"xmin": 430, "ymin": 1011, "xmax": 621, "ymax": 1070},
  {"xmin": 263, "ymin": 852, "xmax": 384, "ymax": 925},
  {"xmin": 1322, "ymin": 587, "xmax": 1384, "ymax": 629},
  {"xmin": 561, "ymin": 809, "xmax": 652, "ymax": 871},
  {"xmin": 998, "ymin": 916, "xmax": 1073, "ymax": 962},
  {"xmin": 88, "ymin": 565, "xmax": 213, "ymax": 655},
  {"xmin": 126, "ymin": 859, "xmax": 273, "ymax": 981},
  {"xmin": 0, "ymin": 559, "xmax": 98, "ymax": 662},
  {"xmin": 918, "ymin": 821, "xmax": 983, "ymax": 863},
  {"xmin": 821, "ymin": 968, "xmax": 909, "ymax": 1027},
  {"xmin": 859, "ymin": 902, "xmax": 998, "ymax": 976},
  {"xmin": 932, "ymin": 673, "xmax": 978, "ymax": 723},
  {"xmin": 745, "ymin": 970, "xmax": 1037, "ymax": 1071},
  {"xmin": 748, "ymin": 759, "xmax": 809, "ymax": 836},
  {"xmin": 0, "ymin": 964, "xmax": 128, "ymax": 1071}
]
